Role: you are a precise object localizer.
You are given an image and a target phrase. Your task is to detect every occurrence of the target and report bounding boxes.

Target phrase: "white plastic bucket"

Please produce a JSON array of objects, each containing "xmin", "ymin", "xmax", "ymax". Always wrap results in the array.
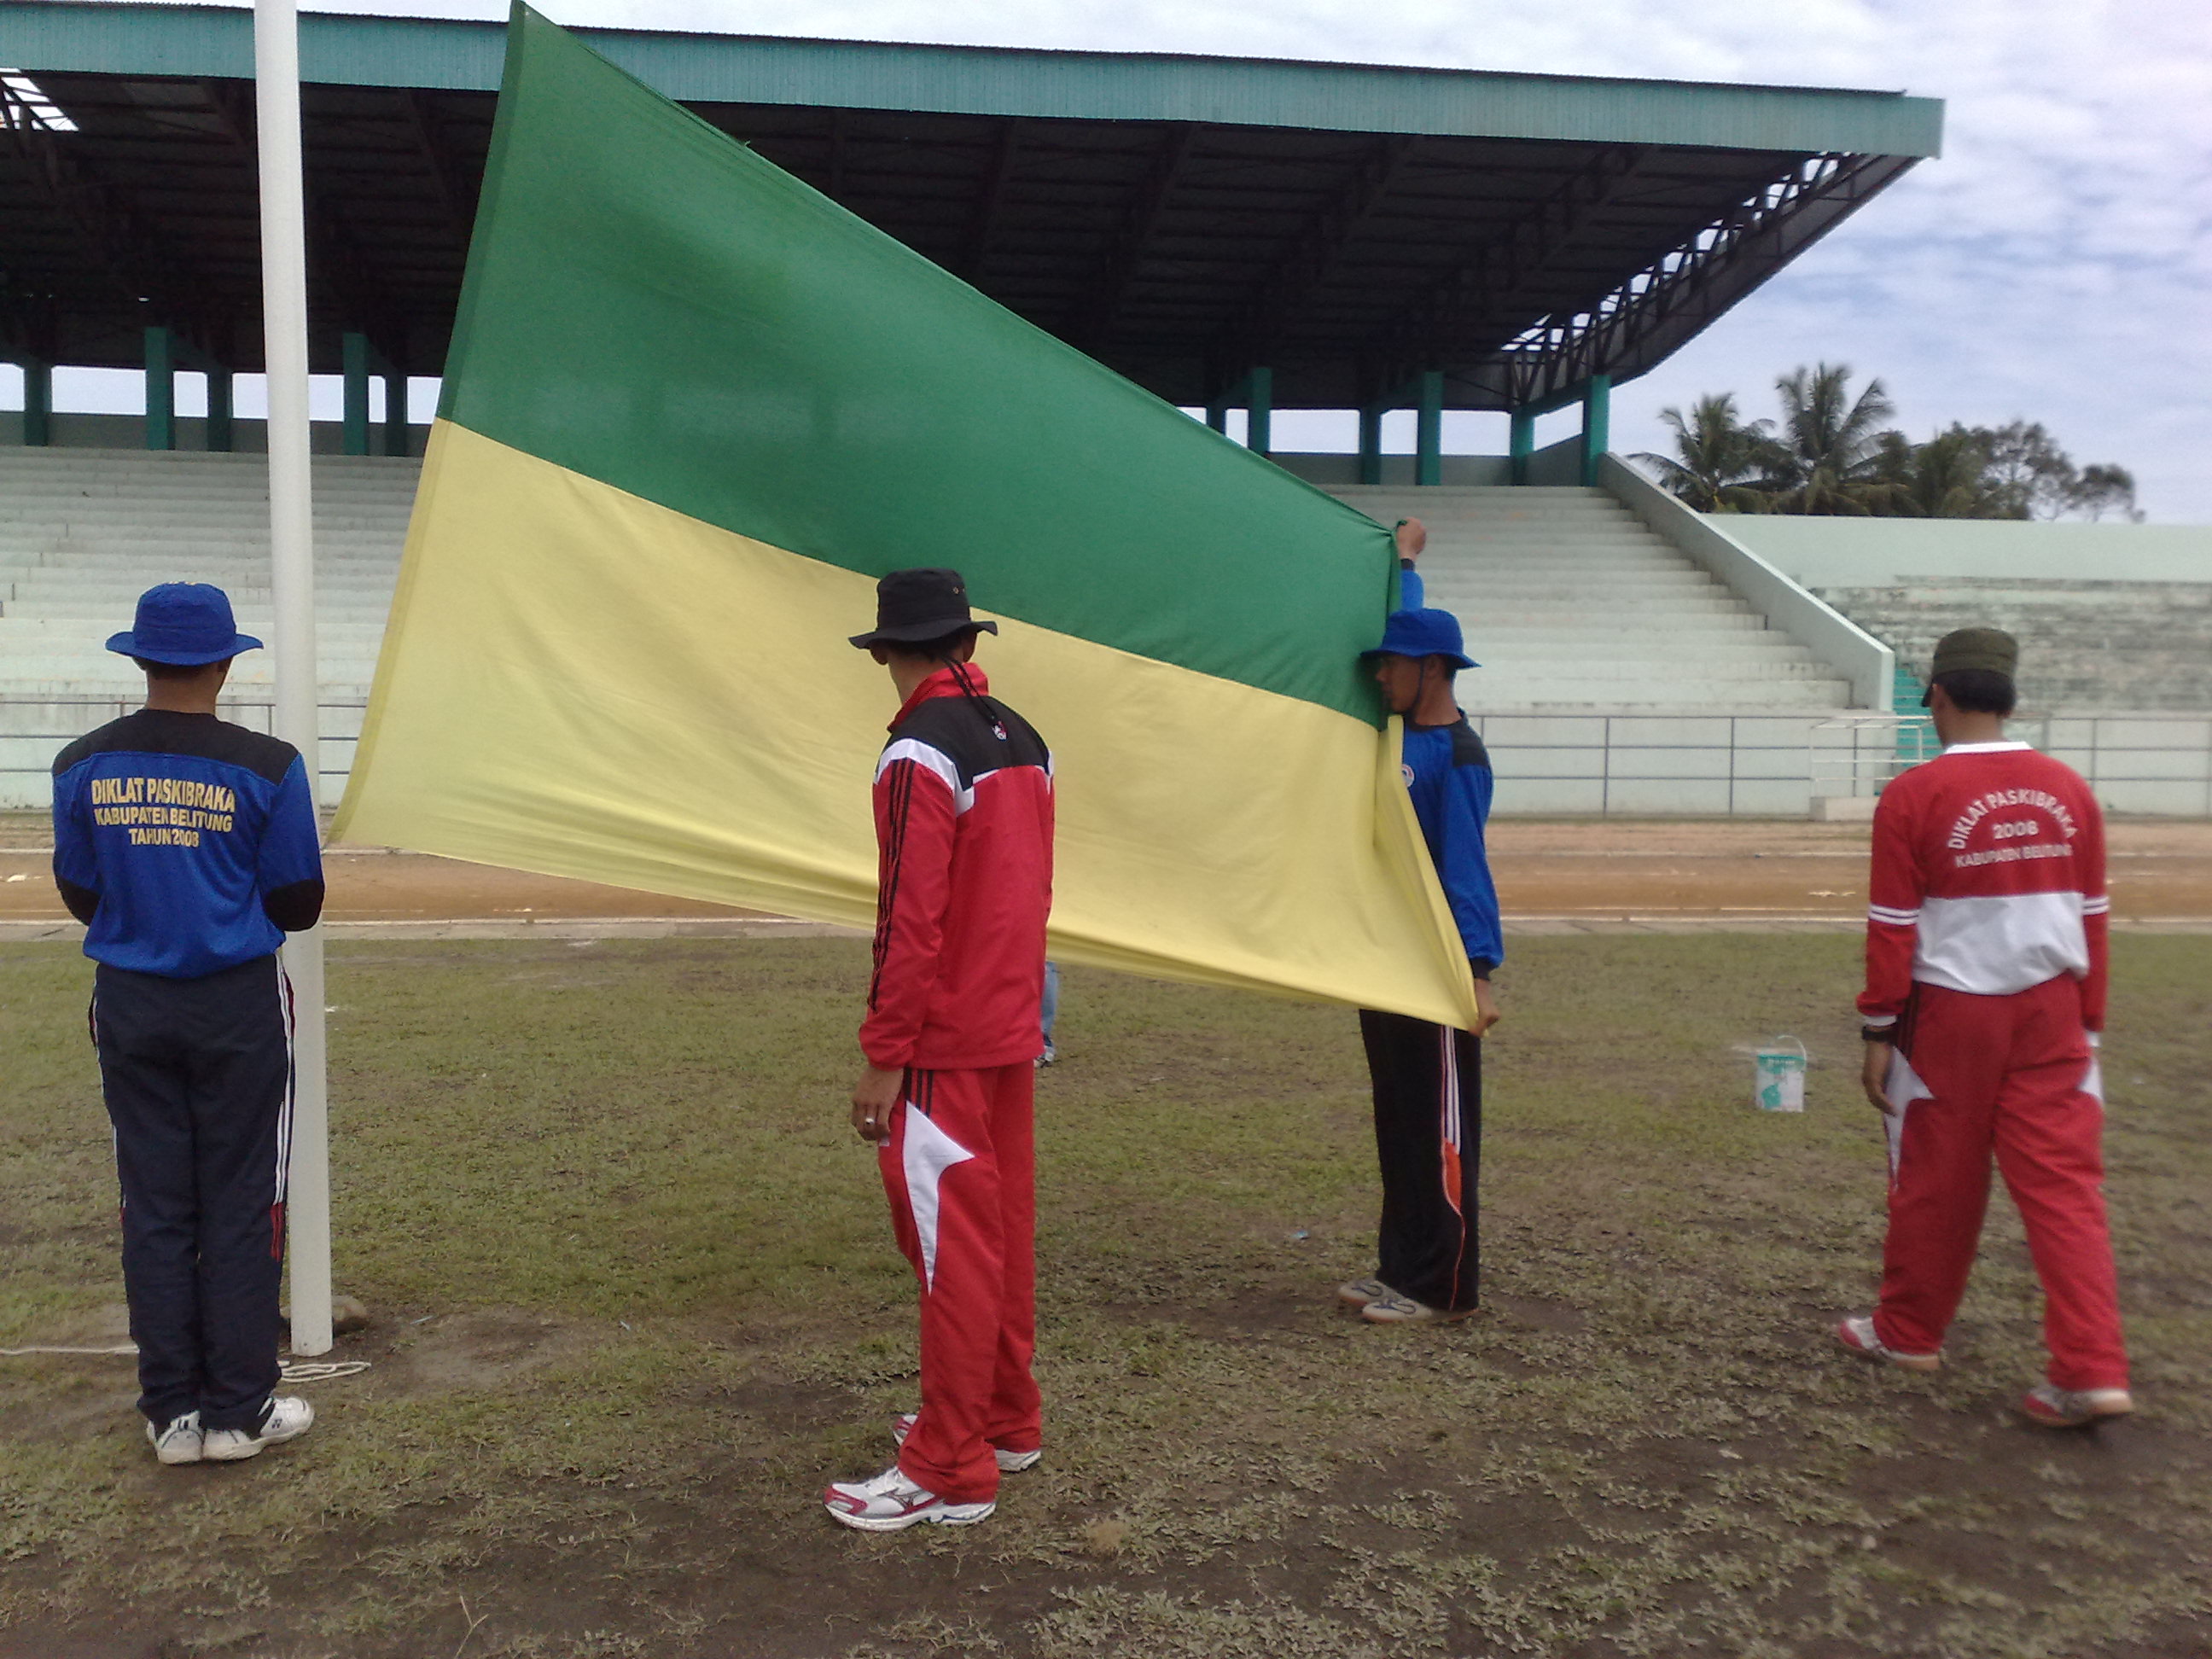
[{"xmin": 1752, "ymin": 1037, "xmax": 1807, "ymax": 1112}]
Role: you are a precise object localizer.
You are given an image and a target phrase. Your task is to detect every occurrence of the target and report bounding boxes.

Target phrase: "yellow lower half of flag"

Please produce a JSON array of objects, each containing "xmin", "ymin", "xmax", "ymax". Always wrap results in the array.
[{"xmin": 334, "ymin": 422, "xmax": 1476, "ymax": 1027}]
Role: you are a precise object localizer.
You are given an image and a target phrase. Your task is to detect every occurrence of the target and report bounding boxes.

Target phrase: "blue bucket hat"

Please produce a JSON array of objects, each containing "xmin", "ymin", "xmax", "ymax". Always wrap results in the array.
[
  {"xmin": 1361, "ymin": 607, "xmax": 1478, "ymax": 671},
  {"xmin": 106, "ymin": 583, "xmax": 264, "ymax": 667}
]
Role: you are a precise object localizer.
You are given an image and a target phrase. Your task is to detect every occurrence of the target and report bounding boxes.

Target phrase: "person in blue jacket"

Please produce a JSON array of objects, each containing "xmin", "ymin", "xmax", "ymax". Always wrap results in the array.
[
  {"xmin": 1340, "ymin": 518, "xmax": 1504, "ymax": 1324},
  {"xmin": 50, "ymin": 584, "xmax": 324, "ymax": 1465}
]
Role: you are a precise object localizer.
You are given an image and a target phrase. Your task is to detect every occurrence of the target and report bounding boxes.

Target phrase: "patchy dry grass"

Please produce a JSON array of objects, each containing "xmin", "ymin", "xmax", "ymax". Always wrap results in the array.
[{"xmin": 1, "ymin": 934, "xmax": 2208, "ymax": 1658}]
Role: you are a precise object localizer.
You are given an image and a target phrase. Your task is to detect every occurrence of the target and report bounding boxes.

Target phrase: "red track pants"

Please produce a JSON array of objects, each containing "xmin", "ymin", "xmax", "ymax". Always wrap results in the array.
[
  {"xmin": 879, "ymin": 1062, "xmax": 1039, "ymax": 1504},
  {"xmin": 1876, "ymin": 976, "xmax": 2128, "ymax": 1390}
]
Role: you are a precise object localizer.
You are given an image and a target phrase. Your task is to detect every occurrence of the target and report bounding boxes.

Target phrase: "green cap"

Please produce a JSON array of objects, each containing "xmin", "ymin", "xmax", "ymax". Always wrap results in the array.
[{"xmin": 1930, "ymin": 626, "xmax": 2017, "ymax": 680}]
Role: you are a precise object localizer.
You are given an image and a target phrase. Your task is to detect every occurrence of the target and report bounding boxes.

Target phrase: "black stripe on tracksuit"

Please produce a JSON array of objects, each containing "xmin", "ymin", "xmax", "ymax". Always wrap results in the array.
[
  {"xmin": 92, "ymin": 954, "xmax": 294, "ymax": 1431},
  {"xmin": 1358, "ymin": 1008, "xmax": 1481, "ymax": 1313}
]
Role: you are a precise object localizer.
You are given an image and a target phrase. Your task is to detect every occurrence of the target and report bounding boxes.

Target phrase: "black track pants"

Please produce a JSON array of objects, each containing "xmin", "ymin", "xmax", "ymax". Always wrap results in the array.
[
  {"xmin": 92, "ymin": 955, "xmax": 294, "ymax": 1431},
  {"xmin": 1358, "ymin": 1008, "xmax": 1481, "ymax": 1313}
]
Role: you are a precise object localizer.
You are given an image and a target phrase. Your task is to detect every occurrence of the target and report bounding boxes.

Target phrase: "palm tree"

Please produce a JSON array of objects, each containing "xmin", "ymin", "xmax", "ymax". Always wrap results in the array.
[
  {"xmin": 1632, "ymin": 393, "xmax": 1776, "ymax": 512},
  {"xmin": 1881, "ymin": 425, "xmax": 2023, "ymax": 519},
  {"xmin": 1763, "ymin": 363, "xmax": 1901, "ymax": 515}
]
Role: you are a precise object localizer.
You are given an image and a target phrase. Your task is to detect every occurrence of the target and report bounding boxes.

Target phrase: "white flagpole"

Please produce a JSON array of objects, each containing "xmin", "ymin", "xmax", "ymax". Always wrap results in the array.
[{"xmin": 256, "ymin": 0, "xmax": 332, "ymax": 1358}]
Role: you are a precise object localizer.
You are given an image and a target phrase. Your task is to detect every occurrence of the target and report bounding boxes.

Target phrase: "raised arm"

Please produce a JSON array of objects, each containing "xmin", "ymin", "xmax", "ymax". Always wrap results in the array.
[{"xmin": 1394, "ymin": 517, "xmax": 1427, "ymax": 610}]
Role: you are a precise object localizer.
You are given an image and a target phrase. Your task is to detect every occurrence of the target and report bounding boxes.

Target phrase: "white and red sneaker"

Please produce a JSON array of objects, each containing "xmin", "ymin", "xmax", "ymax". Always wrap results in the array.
[
  {"xmin": 1833, "ymin": 1314, "xmax": 1941, "ymax": 1374},
  {"xmin": 823, "ymin": 1464, "xmax": 994, "ymax": 1532},
  {"xmin": 891, "ymin": 1412, "xmax": 1041, "ymax": 1474},
  {"xmin": 2017, "ymin": 1383, "xmax": 2133, "ymax": 1429}
]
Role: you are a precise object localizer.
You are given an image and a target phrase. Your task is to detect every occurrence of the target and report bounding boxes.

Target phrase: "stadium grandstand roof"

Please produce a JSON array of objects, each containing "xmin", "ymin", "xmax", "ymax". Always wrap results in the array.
[{"xmin": 0, "ymin": 2, "xmax": 1942, "ymax": 412}]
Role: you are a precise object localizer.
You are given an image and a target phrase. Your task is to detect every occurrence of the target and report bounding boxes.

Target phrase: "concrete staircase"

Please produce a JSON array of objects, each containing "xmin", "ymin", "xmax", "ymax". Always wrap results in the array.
[
  {"xmin": 0, "ymin": 448, "xmax": 419, "ymax": 808},
  {"xmin": 1814, "ymin": 578, "xmax": 2212, "ymax": 715},
  {"xmin": 1329, "ymin": 485, "xmax": 1857, "ymax": 711}
]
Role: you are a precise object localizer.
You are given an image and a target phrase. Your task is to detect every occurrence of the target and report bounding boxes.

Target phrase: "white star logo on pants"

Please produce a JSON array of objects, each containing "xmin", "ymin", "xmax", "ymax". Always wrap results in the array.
[{"xmin": 901, "ymin": 1108, "xmax": 975, "ymax": 1292}]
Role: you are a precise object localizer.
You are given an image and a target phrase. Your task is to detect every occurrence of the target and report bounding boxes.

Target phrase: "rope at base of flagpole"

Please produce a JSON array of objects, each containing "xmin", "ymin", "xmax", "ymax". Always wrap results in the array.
[
  {"xmin": 280, "ymin": 1359, "xmax": 371, "ymax": 1382},
  {"xmin": 2, "ymin": 1344, "xmax": 369, "ymax": 1382}
]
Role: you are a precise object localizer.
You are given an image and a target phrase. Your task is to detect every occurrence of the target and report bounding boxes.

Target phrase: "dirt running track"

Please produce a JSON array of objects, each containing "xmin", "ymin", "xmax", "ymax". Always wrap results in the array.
[{"xmin": 5, "ymin": 816, "xmax": 2210, "ymax": 925}]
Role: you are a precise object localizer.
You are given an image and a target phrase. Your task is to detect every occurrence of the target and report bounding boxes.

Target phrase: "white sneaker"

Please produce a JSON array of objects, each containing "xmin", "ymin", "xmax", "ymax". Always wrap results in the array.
[
  {"xmin": 1360, "ymin": 1290, "xmax": 1472, "ymax": 1324},
  {"xmin": 1834, "ymin": 1313, "xmax": 1942, "ymax": 1374},
  {"xmin": 1336, "ymin": 1277, "xmax": 1391, "ymax": 1309},
  {"xmin": 823, "ymin": 1464, "xmax": 994, "ymax": 1532},
  {"xmin": 146, "ymin": 1412, "xmax": 203, "ymax": 1465},
  {"xmin": 201, "ymin": 1395, "xmax": 315, "ymax": 1462},
  {"xmin": 892, "ymin": 1412, "xmax": 1040, "ymax": 1473}
]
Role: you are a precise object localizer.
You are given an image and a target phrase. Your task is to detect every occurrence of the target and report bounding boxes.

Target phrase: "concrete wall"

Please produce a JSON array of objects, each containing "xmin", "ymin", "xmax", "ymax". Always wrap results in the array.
[
  {"xmin": 0, "ymin": 411, "xmax": 424, "ymax": 455},
  {"xmin": 1272, "ymin": 451, "xmax": 1509, "ymax": 487},
  {"xmin": 1717, "ymin": 515, "xmax": 2212, "ymax": 587},
  {"xmin": 1265, "ymin": 436, "xmax": 1584, "ymax": 492}
]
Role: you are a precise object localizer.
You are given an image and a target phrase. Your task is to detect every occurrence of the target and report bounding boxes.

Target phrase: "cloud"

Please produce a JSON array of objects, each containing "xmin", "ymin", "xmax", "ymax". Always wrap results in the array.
[{"xmin": 79, "ymin": 0, "xmax": 2212, "ymax": 517}]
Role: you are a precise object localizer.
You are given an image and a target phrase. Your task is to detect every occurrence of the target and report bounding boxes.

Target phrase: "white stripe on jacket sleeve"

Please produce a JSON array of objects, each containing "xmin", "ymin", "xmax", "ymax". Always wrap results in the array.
[{"xmin": 876, "ymin": 739, "xmax": 974, "ymax": 814}]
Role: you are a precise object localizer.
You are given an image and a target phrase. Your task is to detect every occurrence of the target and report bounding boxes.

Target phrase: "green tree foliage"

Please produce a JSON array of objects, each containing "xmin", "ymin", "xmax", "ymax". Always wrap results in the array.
[
  {"xmin": 1638, "ymin": 369, "xmax": 2145, "ymax": 520},
  {"xmin": 1872, "ymin": 425, "xmax": 2023, "ymax": 520},
  {"xmin": 1631, "ymin": 393, "xmax": 1774, "ymax": 512},
  {"xmin": 1762, "ymin": 363, "xmax": 1901, "ymax": 515}
]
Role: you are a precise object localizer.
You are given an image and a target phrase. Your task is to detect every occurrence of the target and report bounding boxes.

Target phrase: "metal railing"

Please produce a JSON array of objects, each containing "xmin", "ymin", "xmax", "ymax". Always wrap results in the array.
[
  {"xmin": 1465, "ymin": 708, "xmax": 2212, "ymax": 818},
  {"xmin": 10, "ymin": 698, "xmax": 2210, "ymax": 819},
  {"xmin": 1809, "ymin": 714, "xmax": 1938, "ymax": 801},
  {"xmin": 2, "ymin": 696, "xmax": 365, "ymax": 806}
]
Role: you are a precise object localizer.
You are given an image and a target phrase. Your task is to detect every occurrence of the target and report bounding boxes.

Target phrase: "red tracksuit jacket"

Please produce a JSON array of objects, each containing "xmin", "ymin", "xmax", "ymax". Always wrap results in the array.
[
  {"xmin": 1859, "ymin": 740, "xmax": 2109, "ymax": 1033},
  {"xmin": 861, "ymin": 665, "xmax": 1054, "ymax": 1073}
]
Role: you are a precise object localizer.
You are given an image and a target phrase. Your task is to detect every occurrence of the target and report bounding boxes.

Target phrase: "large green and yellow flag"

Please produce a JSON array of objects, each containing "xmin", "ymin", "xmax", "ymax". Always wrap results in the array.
[{"xmin": 333, "ymin": 6, "xmax": 1477, "ymax": 1027}]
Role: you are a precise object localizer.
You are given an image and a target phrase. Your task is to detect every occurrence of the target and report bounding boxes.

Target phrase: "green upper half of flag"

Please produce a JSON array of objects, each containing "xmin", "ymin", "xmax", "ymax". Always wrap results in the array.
[{"xmin": 442, "ymin": 5, "xmax": 1394, "ymax": 722}]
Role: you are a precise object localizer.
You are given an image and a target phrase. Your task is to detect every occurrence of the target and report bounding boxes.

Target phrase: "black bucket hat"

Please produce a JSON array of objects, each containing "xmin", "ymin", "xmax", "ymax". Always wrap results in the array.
[{"xmin": 848, "ymin": 568, "xmax": 999, "ymax": 649}]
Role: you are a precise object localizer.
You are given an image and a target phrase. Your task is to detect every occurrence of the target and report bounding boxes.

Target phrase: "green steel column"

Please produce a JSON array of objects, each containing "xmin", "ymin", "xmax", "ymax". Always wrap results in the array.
[
  {"xmin": 1579, "ymin": 373, "xmax": 1611, "ymax": 486},
  {"xmin": 383, "ymin": 371, "xmax": 409, "ymax": 458},
  {"xmin": 1204, "ymin": 401, "xmax": 1228, "ymax": 434},
  {"xmin": 1508, "ymin": 406, "xmax": 1534, "ymax": 486},
  {"xmin": 341, "ymin": 332, "xmax": 371, "ymax": 457},
  {"xmin": 1246, "ymin": 366, "xmax": 1272, "ymax": 456},
  {"xmin": 143, "ymin": 326, "xmax": 176, "ymax": 451},
  {"xmin": 205, "ymin": 367, "xmax": 234, "ymax": 452},
  {"xmin": 1357, "ymin": 405, "xmax": 1384, "ymax": 486},
  {"xmin": 1415, "ymin": 370, "xmax": 1443, "ymax": 486},
  {"xmin": 21, "ymin": 360, "xmax": 51, "ymax": 446}
]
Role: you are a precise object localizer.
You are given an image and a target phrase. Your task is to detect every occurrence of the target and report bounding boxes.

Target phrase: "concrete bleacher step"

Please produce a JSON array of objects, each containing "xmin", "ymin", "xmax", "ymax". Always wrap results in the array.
[
  {"xmin": 1817, "ymin": 577, "xmax": 2212, "ymax": 716},
  {"xmin": 1, "ymin": 447, "xmax": 419, "ymax": 806},
  {"xmin": 2, "ymin": 456, "xmax": 1871, "ymax": 806},
  {"xmin": 1330, "ymin": 484, "xmax": 1858, "ymax": 715}
]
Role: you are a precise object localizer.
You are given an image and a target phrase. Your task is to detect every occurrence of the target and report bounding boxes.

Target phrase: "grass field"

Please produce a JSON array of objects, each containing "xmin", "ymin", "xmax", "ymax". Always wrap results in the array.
[{"xmin": 3, "ymin": 934, "xmax": 2209, "ymax": 1659}]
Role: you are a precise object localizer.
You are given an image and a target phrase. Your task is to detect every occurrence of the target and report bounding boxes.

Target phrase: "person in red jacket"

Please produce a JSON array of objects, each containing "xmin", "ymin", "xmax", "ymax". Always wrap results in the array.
[
  {"xmin": 1837, "ymin": 626, "xmax": 2129, "ymax": 1429},
  {"xmin": 824, "ymin": 568, "xmax": 1054, "ymax": 1532}
]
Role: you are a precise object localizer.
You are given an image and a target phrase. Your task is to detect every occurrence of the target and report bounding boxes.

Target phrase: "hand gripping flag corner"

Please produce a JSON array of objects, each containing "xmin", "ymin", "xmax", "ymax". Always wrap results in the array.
[{"xmin": 332, "ymin": 5, "xmax": 1478, "ymax": 1028}]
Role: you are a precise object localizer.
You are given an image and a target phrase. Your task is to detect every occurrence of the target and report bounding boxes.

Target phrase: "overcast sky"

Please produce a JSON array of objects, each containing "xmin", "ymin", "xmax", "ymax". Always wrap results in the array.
[{"xmin": 67, "ymin": 0, "xmax": 2212, "ymax": 520}]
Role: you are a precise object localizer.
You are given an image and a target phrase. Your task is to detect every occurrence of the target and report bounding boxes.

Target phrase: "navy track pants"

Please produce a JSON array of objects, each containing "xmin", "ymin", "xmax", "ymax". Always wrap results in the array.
[
  {"xmin": 92, "ymin": 954, "xmax": 294, "ymax": 1431},
  {"xmin": 1359, "ymin": 1009, "xmax": 1481, "ymax": 1313}
]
